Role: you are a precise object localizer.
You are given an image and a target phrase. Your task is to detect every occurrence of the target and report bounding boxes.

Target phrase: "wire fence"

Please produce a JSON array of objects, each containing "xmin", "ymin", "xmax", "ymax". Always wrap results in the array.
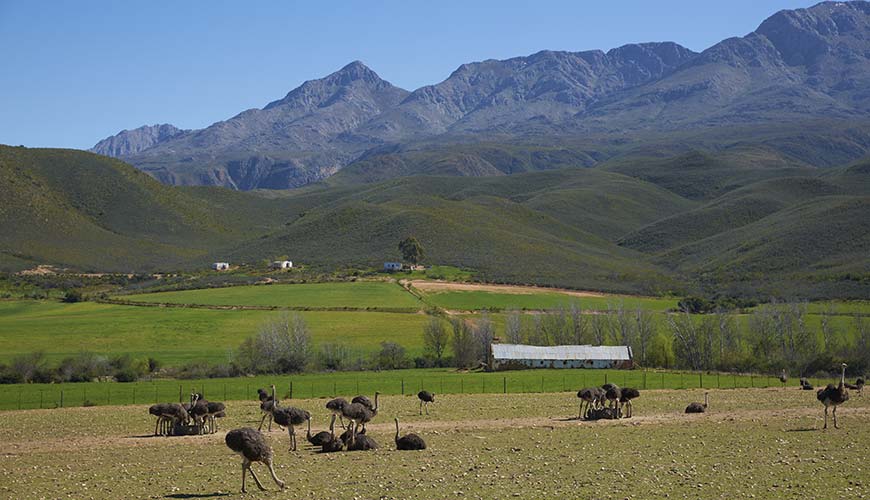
[{"xmin": 0, "ymin": 368, "xmax": 813, "ymax": 411}]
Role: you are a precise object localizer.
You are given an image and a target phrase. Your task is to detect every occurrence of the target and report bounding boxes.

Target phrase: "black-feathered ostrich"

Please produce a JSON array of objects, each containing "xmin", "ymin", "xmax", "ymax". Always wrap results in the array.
[
  {"xmin": 395, "ymin": 418, "xmax": 426, "ymax": 450},
  {"xmin": 206, "ymin": 401, "xmax": 226, "ymax": 433},
  {"xmin": 418, "ymin": 390, "xmax": 435, "ymax": 415},
  {"xmin": 189, "ymin": 393, "xmax": 210, "ymax": 434},
  {"xmin": 271, "ymin": 403, "xmax": 310, "ymax": 451},
  {"xmin": 225, "ymin": 428, "xmax": 285, "ymax": 493},
  {"xmin": 345, "ymin": 420, "xmax": 379, "ymax": 451},
  {"xmin": 307, "ymin": 414, "xmax": 335, "ymax": 447},
  {"xmin": 817, "ymin": 363, "xmax": 850, "ymax": 429},
  {"xmin": 800, "ymin": 377, "xmax": 814, "ymax": 390},
  {"xmin": 619, "ymin": 388, "xmax": 641, "ymax": 418},
  {"xmin": 149, "ymin": 404, "xmax": 169, "ymax": 436},
  {"xmin": 150, "ymin": 403, "xmax": 188, "ymax": 436},
  {"xmin": 604, "ymin": 384, "xmax": 622, "ymax": 415},
  {"xmin": 685, "ymin": 392, "xmax": 709, "ymax": 413},
  {"xmin": 576, "ymin": 387, "xmax": 602, "ymax": 419},
  {"xmin": 320, "ymin": 419, "xmax": 345, "ymax": 453}
]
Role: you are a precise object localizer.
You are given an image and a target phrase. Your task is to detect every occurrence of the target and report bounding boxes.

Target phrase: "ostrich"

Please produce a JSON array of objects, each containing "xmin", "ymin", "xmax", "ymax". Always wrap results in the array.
[
  {"xmin": 326, "ymin": 397, "xmax": 348, "ymax": 427},
  {"xmin": 685, "ymin": 392, "xmax": 709, "ymax": 414},
  {"xmin": 779, "ymin": 369, "xmax": 788, "ymax": 388},
  {"xmin": 206, "ymin": 401, "xmax": 226, "ymax": 433},
  {"xmin": 800, "ymin": 377, "xmax": 814, "ymax": 390},
  {"xmin": 271, "ymin": 404, "xmax": 310, "ymax": 451},
  {"xmin": 604, "ymin": 384, "xmax": 622, "ymax": 415},
  {"xmin": 817, "ymin": 363, "xmax": 850, "ymax": 429},
  {"xmin": 856, "ymin": 378, "xmax": 865, "ymax": 397},
  {"xmin": 343, "ymin": 393, "xmax": 379, "ymax": 433},
  {"xmin": 320, "ymin": 421, "xmax": 345, "ymax": 453},
  {"xmin": 149, "ymin": 403, "xmax": 170, "ymax": 436},
  {"xmin": 417, "ymin": 390, "xmax": 435, "ymax": 415},
  {"xmin": 158, "ymin": 403, "xmax": 189, "ymax": 435},
  {"xmin": 576, "ymin": 388, "xmax": 601, "ymax": 419},
  {"xmin": 258, "ymin": 385, "xmax": 279, "ymax": 432},
  {"xmin": 189, "ymin": 394, "xmax": 210, "ymax": 434},
  {"xmin": 307, "ymin": 414, "xmax": 335, "ymax": 447},
  {"xmin": 225, "ymin": 428, "xmax": 285, "ymax": 493},
  {"xmin": 395, "ymin": 418, "xmax": 426, "ymax": 450},
  {"xmin": 619, "ymin": 388, "xmax": 640, "ymax": 418},
  {"xmin": 346, "ymin": 422, "xmax": 379, "ymax": 451}
]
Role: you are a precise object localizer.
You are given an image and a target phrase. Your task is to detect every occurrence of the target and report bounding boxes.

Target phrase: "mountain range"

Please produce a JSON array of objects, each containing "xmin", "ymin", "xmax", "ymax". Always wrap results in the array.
[{"xmin": 93, "ymin": 1, "xmax": 870, "ymax": 190}]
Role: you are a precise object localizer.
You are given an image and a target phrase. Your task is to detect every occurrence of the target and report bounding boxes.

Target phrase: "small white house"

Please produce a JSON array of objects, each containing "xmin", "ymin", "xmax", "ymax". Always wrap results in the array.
[
  {"xmin": 211, "ymin": 262, "xmax": 230, "ymax": 271},
  {"xmin": 384, "ymin": 262, "xmax": 402, "ymax": 272},
  {"xmin": 271, "ymin": 260, "xmax": 293, "ymax": 270}
]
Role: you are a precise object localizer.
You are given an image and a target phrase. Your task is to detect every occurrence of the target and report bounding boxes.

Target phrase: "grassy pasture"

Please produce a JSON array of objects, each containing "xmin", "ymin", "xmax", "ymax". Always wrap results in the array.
[
  {"xmin": 116, "ymin": 281, "xmax": 422, "ymax": 310},
  {"xmin": 0, "ymin": 367, "xmax": 820, "ymax": 411},
  {"xmin": 420, "ymin": 289, "xmax": 677, "ymax": 311},
  {"xmin": 0, "ymin": 300, "xmax": 428, "ymax": 366},
  {"xmin": 0, "ymin": 388, "xmax": 868, "ymax": 499}
]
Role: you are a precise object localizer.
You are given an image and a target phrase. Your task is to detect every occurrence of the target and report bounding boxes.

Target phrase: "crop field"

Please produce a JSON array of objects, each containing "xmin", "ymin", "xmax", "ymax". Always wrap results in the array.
[
  {"xmin": 1, "ymin": 387, "xmax": 868, "ymax": 499},
  {"xmin": 116, "ymin": 281, "xmax": 422, "ymax": 310},
  {"xmin": 0, "ymin": 367, "xmax": 801, "ymax": 411},
  {"xmin": 0, "ymin": 300, "xmax": 428, "ymax": 365},
  {"xmin": 420, "ymin": 289, "xmax": 677, "ymax": 312}
]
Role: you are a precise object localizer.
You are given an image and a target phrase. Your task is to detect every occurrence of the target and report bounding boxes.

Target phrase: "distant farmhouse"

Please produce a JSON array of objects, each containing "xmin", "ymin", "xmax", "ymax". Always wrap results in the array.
[
  {"xmin": 271, "ymin": 260, "xmax": 293, "ymax": 270},
  {"xmin": 383, "ymin": 262, "xmax": 403, "ymax": 272},
  {"xmin": 384, "ymin": 262, "xmax": 425, "ymax": 272},
  {"xmin": 490, "ymin": 344, "xmax": 633, "ymax": 371},
  {"xmin": 211, "ymin": 262, "xmax": 230, "ymax": 271}
]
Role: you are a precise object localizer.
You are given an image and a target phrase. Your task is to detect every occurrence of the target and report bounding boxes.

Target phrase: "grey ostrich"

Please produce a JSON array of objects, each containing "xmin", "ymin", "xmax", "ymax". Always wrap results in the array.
[
  {"xmin": 320, "ymin": 419, "xmax": 344, "ymax": 453},
  {"xmin": 856, "ymin": 378, "xmax": 865, "ymax": 397},
  {"xmin": 258, "ymin": 385, "xmax": 280, "ymax": 432},
  {"xmin": 225, "ymin": 428, "xmax": 285, "ymax": 493},
  {"xmin": 604, "ymin": 384, "xmax": 622, "ymax": 414},
  {"xmin": 779, "ymin": 369, "xmax": 788, "ymax": 388},
  {"xmin": 206, "ymin": 401, "xmax": 226, "ymax": 433},
  {"xmin": 800, "ymin": 377, "xmax": 814, "ymax": 390},
  {"xmin": 395, "ymin": 418, "xmax": 426, "ymax": 450},
  {"xmin": 326, "ymin": 397, "xmax": 348, "ymax": 427},
  {"xmin": 272, "ymin": 403, "xmax": 310, "ymax": 451},
  {"xmin": 307, "ymin": 414, "xmax": 335, "ymax": 447},
  {"xmin": 576, "ymin": 388, "xmax": 601, "ymax": 419},
  {"xmin": 149, "ymin": 403, "xmax": 171, "ymax": 436},
  {"xmin": 685, "ymin": 392, "xmax": 709, "ymax": 413},
  {"xmin": 346, "ymin": 421, "xmax": 379, "ymax": 452},
  {"xmin": 343, "ymin": 392, "xmax": 379, "ymax": 434},
  {"xmin": 619, "ymin": 388, "xmax": 640, "ymax": 418},
  {"xmin": 817, "ymin": 363, "xmax": 850, "ymax": 429},
  {"xmin": 189, "ymin": 393, "xmax": 209, "ymax": 434},
  {"xmin": 418, "ymin": 391, "xmax": 435, "ymax": 415}
]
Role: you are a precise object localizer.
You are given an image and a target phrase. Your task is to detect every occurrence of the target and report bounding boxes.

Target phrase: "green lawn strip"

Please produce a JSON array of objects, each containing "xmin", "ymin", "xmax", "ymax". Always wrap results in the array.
[{"xmin": 0, "ymin": 367, "xmax": 816, "ymax": 411}]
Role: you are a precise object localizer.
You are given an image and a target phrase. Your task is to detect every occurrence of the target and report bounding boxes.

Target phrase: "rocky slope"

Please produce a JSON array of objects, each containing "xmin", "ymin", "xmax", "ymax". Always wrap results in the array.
[{"xmin": 93, "ymin": 1, "xmax": 870, "ymax": 189}]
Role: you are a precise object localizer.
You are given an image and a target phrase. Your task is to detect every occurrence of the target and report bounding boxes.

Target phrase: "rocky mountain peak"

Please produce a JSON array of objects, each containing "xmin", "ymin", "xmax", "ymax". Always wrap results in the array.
[{"xmin": 90, "ymin": 124, "xmax": 187, "ymax": 157}]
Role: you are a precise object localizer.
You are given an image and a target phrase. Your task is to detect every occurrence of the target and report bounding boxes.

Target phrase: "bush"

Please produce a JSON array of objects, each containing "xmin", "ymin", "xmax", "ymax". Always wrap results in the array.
[
  {"xmin": 61, "ymin": 289, "xmax": 84, "ymax": 303},
  {"xmin": 236, "ymin": 313, "xmax": 312, "ymax": 374},
  {"xmin": 375, "ymin": 342, "xmax": 412, "ymax": 370},
  {"xmin": 57, "ymin": 352, "xmax": 110, "ymax": 382}
]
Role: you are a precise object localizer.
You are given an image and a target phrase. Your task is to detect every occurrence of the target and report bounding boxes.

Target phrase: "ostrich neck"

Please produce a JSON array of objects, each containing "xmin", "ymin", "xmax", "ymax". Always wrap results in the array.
[
  {"xmin": 840, "ymin": 366, "xmax": 846, "ymax": 388},
  {"xmin": 373, "ymin": 393, "xmax": 379, "ymax": 412},
  {"xmin": 395, "ymin": 420, "xmax": 400, "ymax": 440}
]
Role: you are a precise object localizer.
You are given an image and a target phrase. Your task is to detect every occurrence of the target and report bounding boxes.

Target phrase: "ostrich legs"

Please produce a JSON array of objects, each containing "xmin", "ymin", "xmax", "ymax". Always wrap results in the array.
[
  {"xmin": 817, "ymin": 363, "xmax": 850, "ymax": 429},
  {"xmin": 225, "ymin": 428, "xmax": 285, "ymax": 493},
  {"xmin": 258, "ymin": 385, "xmax": 278, "ymax": 432}
]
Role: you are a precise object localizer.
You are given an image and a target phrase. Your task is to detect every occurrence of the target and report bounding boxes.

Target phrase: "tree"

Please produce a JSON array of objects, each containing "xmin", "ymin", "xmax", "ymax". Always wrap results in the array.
[
  {"xmin": 634, "ymin": 309, "xmax": 656, "ymax": 366},
  {"xmin": 473, "ymin": 313, "xmax": 495, "ymax": 367},
  {"xmin": 422, "ymin": 317, "xmax": 450, "ymax": 363},
  {"xmin": 376, "ymin": 342, "xmax": 411, "ymax": 369},
  {"xmin": 504, "ymin": 310, "xmax": 523, "ymax": 344},
  {"xmin": 398, "ymin": 237, "xmax": 425, "ymax": 265},
  {"xmin": 236, "ymin": 313, "xmax": 312, "ymax": 374},
  {"xmin": 451, "ymin": 319, "xmax": 478, "ymax": 368},
  {"xmin": 62, "ymin": 289, "xmax": 83, "ymax": 303}
]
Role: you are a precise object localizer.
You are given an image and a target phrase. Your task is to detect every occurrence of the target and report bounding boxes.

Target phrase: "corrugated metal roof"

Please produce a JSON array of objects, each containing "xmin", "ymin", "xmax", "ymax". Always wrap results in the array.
[{"xmin": 491, "ymin": 344, "xmax": 632, "ymax": 361}]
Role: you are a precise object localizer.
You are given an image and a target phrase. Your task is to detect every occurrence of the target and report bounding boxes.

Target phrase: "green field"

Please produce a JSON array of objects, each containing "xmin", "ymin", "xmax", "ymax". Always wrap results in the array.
[
  {"xmin": 1, "ymin": 388, "xmax": 867, "ymax": 499},
  {"xmin": 0, "ymin": 367, "xmax": 824, "ymax": 411},
  {"xmin": 420, "ymin": 289, "xmax": 677, "ymax": 311},
  {"xmin": 117, "ymin": 281, "xmax": 422, "ymax": 310},
  {"xmin": 0, "ymin": 300, "xmax": 428, "ymax": 365}
]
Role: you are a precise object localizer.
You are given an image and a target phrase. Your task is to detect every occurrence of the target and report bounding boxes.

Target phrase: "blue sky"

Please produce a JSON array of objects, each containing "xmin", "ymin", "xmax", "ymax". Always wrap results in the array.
[{"xmin": 0, "ymin": 0, "xmax": 818, "ymax": 149}]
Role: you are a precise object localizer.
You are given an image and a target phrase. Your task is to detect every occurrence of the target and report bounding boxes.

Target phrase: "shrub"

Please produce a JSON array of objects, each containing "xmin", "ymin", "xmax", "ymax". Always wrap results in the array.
[
  {"xmin": 236, "ymin": 313, "xmax": 312, "ymax": 374},
  {"xmin": 375, "ymin": 342, "xmax": 412, "ymax": 370},
  {"xmin": 61, "ymin": 289, "xmax": 84, "ymax": 303}
]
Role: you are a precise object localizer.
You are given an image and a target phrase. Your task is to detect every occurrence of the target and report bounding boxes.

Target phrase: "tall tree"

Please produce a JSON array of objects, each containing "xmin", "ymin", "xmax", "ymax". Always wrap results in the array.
[
  {"xmin": 398, "ymin": 237, "xmax": 425, "ymax": 265},
  {"xmin": 422, "ymin": 317, "xmax": 450, "ymax": 362}
]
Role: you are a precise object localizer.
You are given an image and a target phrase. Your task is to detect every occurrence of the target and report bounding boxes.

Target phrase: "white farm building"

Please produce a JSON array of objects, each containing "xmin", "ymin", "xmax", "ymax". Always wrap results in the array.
[
  {"xmin": 211, "ymin": 262, "xmax": 230, "ymax": 271},
  {"xmin": 490, "ymin": 344, "xmax": 633, "ymax": 371},
  {"xmin": 271, "ymin": 260, "xmax": 293, "ymax": 270},
  {"xmin": 383, "ymin": 262, "xmax": 403, "ymax": 271}
]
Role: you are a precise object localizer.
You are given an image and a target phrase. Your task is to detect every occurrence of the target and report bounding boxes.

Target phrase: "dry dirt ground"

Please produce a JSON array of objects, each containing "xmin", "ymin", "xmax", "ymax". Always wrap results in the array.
[{"xmin": 1, "ymin": 387, "xmax": 868, "ymax": 499}]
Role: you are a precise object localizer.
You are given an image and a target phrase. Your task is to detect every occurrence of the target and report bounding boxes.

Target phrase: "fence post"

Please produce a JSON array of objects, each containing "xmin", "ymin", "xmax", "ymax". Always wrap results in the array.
[
  {"xmin": 643, "ymin": 370, "xmax": 647, "ymax": 390},
  {"xmin": 84, "ymin": 387, "xmax": 87, "ymax": 404},
  {"xmin": 178, "ymin": 385, "xmax": 182, "ymax": 403},
  {"xmin": 699, "ymin": 372, "xmax": 703, "ymax": 389},
  {"xmin": 503, "ymin": 377, "xmax": 507, "ymax": 394},
  {"xmin": 541, "ymin": 376, "xmax": 544, "ymax": 393},
  {"xmin": 604, "ymin": 373, "xmax": 608, "ymax": 385},
  {"xmin": 401, "ymin": 379, "xmax": 405, "ymax": 395},
  {"xmin": 680, "ymin": 372, "xmax": 684, "ymax": 389},
  {"xmin": 461, "ymin": 378, "xmax": 464, "ymax": 394},
  {"xmin": 333, "ymin": 382, "xmax": 336, "ymax": 397},
  {"xmin": 440, "ymin": 378, "xmax": 444, "ymax": 394},
  {"xmin": 661, "ymin": 372, "xmax": 664, "ymax": 389},
  {"xmin": 224, "ymin": 384, "xmax": 227, "ymax": 401},
  {"xmin": 40, "ymin": 390, "xmax": 43, "ymax": 409},
  {"xmin": 107, "ymin": 386, "xmax": 111, "ymax": 405},
  {"xmin": 751, "ymin": 375, "xmax": 754, "ymax": 387},
  {"xmin": 18, "ymin": 387, "xmax": 22, "ymax": 410},
  {"xmin": 61, "ymin": 390, "xmax": 64, "ymax": 408},
  {"xmin": 155, "ymin": 385, "xmax": 158, "ymax": 404},
  {"xmin": 717, "ymin": 373, "xmax": 720, "ymax": 389},
  {"xmin": 289, "ymin": 381, "xmax": 293, "ymax": 399}
]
